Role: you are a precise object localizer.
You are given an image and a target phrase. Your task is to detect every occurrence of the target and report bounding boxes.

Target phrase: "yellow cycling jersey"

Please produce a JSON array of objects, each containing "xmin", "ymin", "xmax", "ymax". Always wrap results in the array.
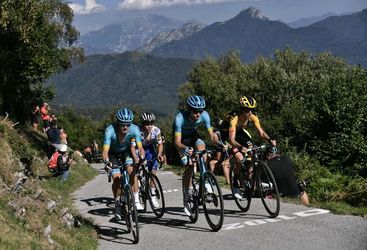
[{"xmin": 227, "ymin": 113, "xmax": 261, "ymax": 138}]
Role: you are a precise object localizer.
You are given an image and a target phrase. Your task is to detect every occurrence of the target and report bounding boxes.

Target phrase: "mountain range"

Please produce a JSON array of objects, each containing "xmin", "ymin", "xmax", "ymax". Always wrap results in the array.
[
  {"xmin": 151, "ymin": 7, "xmax": 367, "ymax": 67},
  {"xmin": 79, "ymin": 15, "xmax": 184, "ymax": 55}
]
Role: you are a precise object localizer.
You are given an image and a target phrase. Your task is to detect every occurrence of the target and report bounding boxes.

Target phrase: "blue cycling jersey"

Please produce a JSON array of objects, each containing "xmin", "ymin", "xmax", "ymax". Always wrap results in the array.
[
  {"xmin": 103, "ymin": 123, "xmax": 142, "ymax": 154},
  {"xmin": 174, "ymin": 111, "xmax": 213, "ymax": 137}
]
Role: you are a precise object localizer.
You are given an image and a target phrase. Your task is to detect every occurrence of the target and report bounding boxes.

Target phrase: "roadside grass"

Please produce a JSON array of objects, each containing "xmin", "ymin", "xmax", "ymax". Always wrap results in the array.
[{"xmin": 162, "ymin": 164, "xmax": 367, "ymax": 217}]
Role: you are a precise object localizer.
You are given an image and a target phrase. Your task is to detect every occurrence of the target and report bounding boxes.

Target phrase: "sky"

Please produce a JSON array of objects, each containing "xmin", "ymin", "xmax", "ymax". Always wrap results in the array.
[{"xmin": 69, "ymin": 0, "xmax": 367, "ymax": 34}]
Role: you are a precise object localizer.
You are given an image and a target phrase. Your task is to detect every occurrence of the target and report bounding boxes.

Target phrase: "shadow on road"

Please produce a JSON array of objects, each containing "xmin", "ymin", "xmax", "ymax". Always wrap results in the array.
[{"xmin": 95, "ymin": 224, "xmax": 137, "ymax": 245}]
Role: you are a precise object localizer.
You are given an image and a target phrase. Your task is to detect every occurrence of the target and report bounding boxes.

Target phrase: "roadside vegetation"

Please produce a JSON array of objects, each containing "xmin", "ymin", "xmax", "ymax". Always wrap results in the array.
[{"xmin": 0, "ymin": 118, "xmax": 98, "ymax": 249}]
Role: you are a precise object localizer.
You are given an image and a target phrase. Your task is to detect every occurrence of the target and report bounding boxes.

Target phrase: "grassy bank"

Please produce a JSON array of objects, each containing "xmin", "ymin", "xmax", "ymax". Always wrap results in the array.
[{"xmin": 0, "ymin": 118, "xmax": 99, "ymax": 249}]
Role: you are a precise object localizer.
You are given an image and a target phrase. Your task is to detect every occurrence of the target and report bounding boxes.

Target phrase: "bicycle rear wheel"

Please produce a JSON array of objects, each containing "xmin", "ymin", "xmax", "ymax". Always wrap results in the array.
[
  {"xmin": 148, "ymin": 173, "xmax": 165, "ymax": 218},
  {"xmin": 126, "ymin": 186, "xmax": 139, "ymax": 244},
  {"xmin": 230, "ymin": 163, "xmax": 251, "ymax": 212},
  {"xmin": 255, "ymin": 161, "xmax": 280, "ymax": 218},
  {"xmin": 202, "ymin": 171, "xmax": 224, "ymax": 231}
]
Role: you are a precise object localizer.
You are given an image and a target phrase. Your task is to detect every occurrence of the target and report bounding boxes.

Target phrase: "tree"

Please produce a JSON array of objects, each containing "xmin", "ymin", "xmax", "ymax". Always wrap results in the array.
[
  {"xmin": 181, "ymin": 49, "xmax": 367, "ymax": 176},
  {"xmin": 0, "ymin": 0, "xmax": 83, "ymax": 122}
]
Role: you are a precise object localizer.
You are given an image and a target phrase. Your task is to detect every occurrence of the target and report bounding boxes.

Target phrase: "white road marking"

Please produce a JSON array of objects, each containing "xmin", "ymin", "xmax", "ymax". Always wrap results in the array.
[{"xmin": 223, "ymin": 209, "xmax": 330, "ymax": 230}]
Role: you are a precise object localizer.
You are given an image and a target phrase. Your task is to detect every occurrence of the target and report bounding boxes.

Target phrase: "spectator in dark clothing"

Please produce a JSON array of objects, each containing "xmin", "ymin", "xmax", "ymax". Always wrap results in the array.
[
  {"xmin": 267, "ymin": 154, "xmax": 309, "ymax": 206},
  {"xmin": 31, "ymin": 105, "xmax": 40, "ymax": 131},
  {"xmin": 46, "ymin": 120, "xmax": 62, "ymax": 157}
]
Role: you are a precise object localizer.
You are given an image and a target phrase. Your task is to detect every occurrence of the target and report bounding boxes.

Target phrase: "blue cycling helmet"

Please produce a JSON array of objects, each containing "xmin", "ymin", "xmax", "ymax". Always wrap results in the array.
[
  {"xmin": 116, "ymin": 108, "xmax": 134, "ymax": 123},
  {"xmin": 186, "ymin": 95, "xmax": 206, "ymax": 110}
]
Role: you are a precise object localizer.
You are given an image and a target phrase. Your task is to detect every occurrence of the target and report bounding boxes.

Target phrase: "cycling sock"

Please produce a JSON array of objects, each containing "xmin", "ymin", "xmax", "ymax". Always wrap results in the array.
[
  {"xmin": 133, "ymin": 192, "xmax": 139, "ymax": 203},
  {"xmin": 151, "ymin": 187, "xmax": 156, "ymax": 195}
]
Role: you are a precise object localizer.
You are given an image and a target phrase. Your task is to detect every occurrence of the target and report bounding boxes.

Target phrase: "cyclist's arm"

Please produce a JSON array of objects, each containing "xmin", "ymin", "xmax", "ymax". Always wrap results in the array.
[
  {"xmin": 102, "ymin": 127, "xmax": 112, "ymax": 163},
  {"xmin": 174, "ymin": 114, "xmax": 188, "ymax": 151},
  {"xmin": 228, "ymin": 116, "xmax": 243, "ymax": 148},
  {"xmin": 252, "ymin": 115, "xmax": 275, "ymax": 145},
  {"xmin": 132, "ymin": 127, "xmax": 145, "ymax": 161}
]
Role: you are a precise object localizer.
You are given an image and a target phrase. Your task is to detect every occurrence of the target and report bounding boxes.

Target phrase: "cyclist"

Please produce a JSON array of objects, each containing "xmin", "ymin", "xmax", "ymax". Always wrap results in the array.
[
  {"xmin": 173, "ymin": 95, "xmax": 222, "ymax": 216},
  {"xmin": 139, "ymin": 112, "xmax": 164, "ymax": 208},
  {"xmin": 221, "ymin": 96, "xmax": 276, "ymax": 200},
  {"xmin": 102, "ymin": 108, "xmax": 145, "ymax": 220}
]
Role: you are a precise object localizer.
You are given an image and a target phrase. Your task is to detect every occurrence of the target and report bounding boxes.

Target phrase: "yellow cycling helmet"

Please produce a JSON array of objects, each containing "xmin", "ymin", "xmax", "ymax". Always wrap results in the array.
[{"xmin": 239, "ymin": 96, "xmax": 257, "ymax": 109}]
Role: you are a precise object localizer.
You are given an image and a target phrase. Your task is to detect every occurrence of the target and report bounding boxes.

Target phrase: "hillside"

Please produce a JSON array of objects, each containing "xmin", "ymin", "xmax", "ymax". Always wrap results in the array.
[
  {"xmin": 47, "ymin": 52, "xmax": 195, "ymax": 116},
  {"xmin": 151, "ymin": 8, "xmax": 367, "ymax": 67},
  {"xmin": 0, "ymin": 118, "xmax": 97, "ymax": 248}
]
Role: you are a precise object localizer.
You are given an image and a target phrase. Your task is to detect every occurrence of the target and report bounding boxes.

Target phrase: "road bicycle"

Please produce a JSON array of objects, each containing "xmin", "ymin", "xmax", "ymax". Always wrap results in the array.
[
  {"xmin": 107, "ymin": 161, "xmax": 139, "ymax": 244},
  {"xmin": 137, "ymin": 160, "xmax": 165, "ymax": 218},
  {"xmin": 230, "ymin": 144, "xmax": 280, "ymax": 218},
  {"xmin": 186, "ymin": 149, "xmax": 224, "ymax": 231}
]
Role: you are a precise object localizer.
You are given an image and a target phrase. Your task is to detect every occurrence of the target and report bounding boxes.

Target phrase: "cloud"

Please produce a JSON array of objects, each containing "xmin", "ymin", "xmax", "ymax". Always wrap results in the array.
[
  {"xmin": 118, "ymin": 0, "xmax": 252, "ymax": 10},
  {"xmin": 69, "ymin": 0, "xmax": 106, "ymax": 15}
]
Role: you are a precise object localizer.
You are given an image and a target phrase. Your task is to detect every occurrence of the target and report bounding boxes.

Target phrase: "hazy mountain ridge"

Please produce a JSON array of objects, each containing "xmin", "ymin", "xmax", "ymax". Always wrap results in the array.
[
  {"xmin": 138, "ymin": 21, "xmax": 207, "ymax": 52},
  {"xmin": 151, "ymin": 8, "xmax": 367, "ymax": 67},
  {"xmin": 79, "ymin": 15, "xmax": 184, "ymax": 55}
]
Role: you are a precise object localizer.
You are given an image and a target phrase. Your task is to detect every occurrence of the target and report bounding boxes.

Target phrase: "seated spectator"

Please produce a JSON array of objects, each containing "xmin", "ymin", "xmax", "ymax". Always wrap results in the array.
[
  {"xmin": 83, "ymin": 146, "xmax": 93, "ymax": 163},
  {"xmin": 267, "ymin": 152, "xmax": 309, "ymax": 206},
  {"xmin": 48, "ymin": 144, "xmax": 73, "ymax": 181}
]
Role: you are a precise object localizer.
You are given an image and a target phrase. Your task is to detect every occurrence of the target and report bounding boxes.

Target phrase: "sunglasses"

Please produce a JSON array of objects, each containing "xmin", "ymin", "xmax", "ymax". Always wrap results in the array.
[
  {"xmin": 119, "ymin": 122, "xmax": 131, "ymax": 128},
  {"xmin": 191, "ymin": 109, "xmax": 203, "ymax": 114},
  {"xmin": 142, "ymin": 121, "xmax": 153, "ymax": 126},
  {"xmin": 242, "ymin": 108, "xmax": 254, "ymax": 113}
]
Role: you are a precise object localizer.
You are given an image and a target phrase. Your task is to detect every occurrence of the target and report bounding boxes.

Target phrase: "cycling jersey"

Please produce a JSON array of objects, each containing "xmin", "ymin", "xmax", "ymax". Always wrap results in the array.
[
  {"xmin": 174, "ymin": 111, "xmax": 213, "ymax": 138},
  {"xmin": 140, "ymin": 125, "xmax": 162, "ymax": 148},
  {"xmin": 103, "ymin": 123, "xmax": 142, "ymax": 154},
  {"xmin": 220, "ymin": 112, "xmax": 261, "ymax": 146}
]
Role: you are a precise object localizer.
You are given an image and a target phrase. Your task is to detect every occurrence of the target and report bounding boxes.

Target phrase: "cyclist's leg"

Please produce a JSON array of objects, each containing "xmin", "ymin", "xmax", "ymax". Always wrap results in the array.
[
  {"xmin": 180, "ymin": 137, "xmax": 195, "ymax": 216},
  {"xmin": 109, "ymin": 155, "xmax": 123, "ymax": 220}
]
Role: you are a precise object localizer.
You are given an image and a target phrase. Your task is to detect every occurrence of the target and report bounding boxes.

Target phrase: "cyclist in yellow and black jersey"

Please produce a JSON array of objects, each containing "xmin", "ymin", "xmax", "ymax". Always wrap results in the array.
[{"xmin": 220, "ymin": 96, "xmax": 276, "ymax": 199}]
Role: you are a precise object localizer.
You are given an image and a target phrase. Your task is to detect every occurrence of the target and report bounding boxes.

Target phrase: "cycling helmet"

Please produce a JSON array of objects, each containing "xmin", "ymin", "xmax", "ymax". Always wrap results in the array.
[
  {"xmin": 141, "ymin": 112, "xmax": 156, "ymax": 122},
  {"xmin": 239, "ymin": 96, "xmax": 257, "ymax": 109},
  {"xmin": 186, "ymin": 95, "xmax": 206, "ymax": 110},
  {"xmin": 115, "ymin": 108, "xmax": 134, "ymax": 123}
]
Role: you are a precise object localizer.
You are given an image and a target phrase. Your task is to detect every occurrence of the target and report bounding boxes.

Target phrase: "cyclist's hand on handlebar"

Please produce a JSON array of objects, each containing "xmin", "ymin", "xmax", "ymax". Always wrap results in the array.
[
  {"xmin": 240, "ymin": 146, "xmax": 249, "ymax": 154},
  {"xmin": 104, "ymin": 161, "xmax": 113, "ymax": 172},
  {"xmin": 184, "ymin": 146, "xmax": 193, "ymax": 156},
  {"xmin": 269, "ymin": 139, "xmax": 276, "ymax": 146}
]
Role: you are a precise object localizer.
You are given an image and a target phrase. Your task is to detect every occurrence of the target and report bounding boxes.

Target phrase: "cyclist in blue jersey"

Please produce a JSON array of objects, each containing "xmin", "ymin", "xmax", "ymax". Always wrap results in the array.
[
  {"xmin": 173, "ymin": 95, "xmax": 223, "ymax": 216},
  {"xmin": 102, "ymin": 108, "xmax": 145, "ymax": 220},
  {"xmin": 139, "ymin": 112, "xmax": 164, "ymax": 208}
]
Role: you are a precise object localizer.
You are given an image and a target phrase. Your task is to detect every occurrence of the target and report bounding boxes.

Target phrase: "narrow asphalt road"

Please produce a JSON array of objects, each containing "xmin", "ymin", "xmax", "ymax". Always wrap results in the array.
[{"xmin": 73, "ymin": 163, "xmax": 367, "ymax": 250}]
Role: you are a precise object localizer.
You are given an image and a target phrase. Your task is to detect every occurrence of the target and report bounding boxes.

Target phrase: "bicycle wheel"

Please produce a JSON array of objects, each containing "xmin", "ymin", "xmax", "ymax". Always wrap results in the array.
[
  {"xmin": 229, "ymin": 163, "xmax": 251, "ymax": 212},
  {"xmin": 202, "ymin": 171, "xmax": 224, "ymax": 231},
  {"xmin": 188, "ymin": 175, "xmax": 199, "ymax": 223},
  {"xmin": 137, "ymin": 169, "xmax": 147, "ymax": 213},
  {"xmin": 147, "ymin": 173, "xmax": 165, "ymax": 218},
  {"xmin": 255, "ymin": 161, "xmax": 280, "ymax": 218},
  {"xmin": 126, "ymin": 186, "xmax": 139, "ymax": 244}
]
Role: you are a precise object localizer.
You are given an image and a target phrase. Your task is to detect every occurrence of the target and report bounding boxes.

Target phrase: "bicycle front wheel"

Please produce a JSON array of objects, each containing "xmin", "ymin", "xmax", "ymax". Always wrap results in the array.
[
  {"xmin": 255, "ymin": 161, "xmax": 280, "ymax": 218},
  {"xmin": 126, "ymin": 186, "xmax": 139, "ymax": 244},
  {"xmin": 148, "ymin": 173, "xmax": 165, "ymax": 218},
  {"xmin": 189, "ymin": 175, "xmax": 199, "ymax": 223},
  {"xmin": 202, "ymin": 171, "xmax": 224, "ymax": 231},
  {"xmin": 137, "ymin": 169, "xmax": 147, "ymax": 213},
  {"xmin": 230, "ymin": 163, "xmax": 252, "ymax": 212}
]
